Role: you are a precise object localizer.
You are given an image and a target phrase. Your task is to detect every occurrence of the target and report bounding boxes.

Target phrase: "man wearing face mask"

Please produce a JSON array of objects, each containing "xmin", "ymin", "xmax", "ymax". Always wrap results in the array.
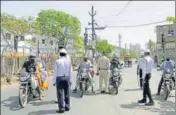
[
  {"xmin": 20, "ymin": 53, "xmax": 43, "ymax": 100},
  {"xmin": 73, "ymin": 57, "xmax": 93, "ymax": 93},
  {"xmin": 157, "ymin": 57, "xmax": 175, "ymax": 95}
]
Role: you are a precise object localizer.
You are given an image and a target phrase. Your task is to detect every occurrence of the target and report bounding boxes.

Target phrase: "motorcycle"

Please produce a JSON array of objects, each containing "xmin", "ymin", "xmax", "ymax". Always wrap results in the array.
[
  {"xmin": 78, "ymin": 66, "xmax": 94, "ymax": 98},
  {"xmin": 157, "ymin": 66, "xmax": 175, "ymax": 100},
  {"xmin": 109, "ymin": 67, "xmax": 123, "ymax": 95},
  {"xmin": 19, "ymin": 70, "xmax": 39, "ymax": 108}
]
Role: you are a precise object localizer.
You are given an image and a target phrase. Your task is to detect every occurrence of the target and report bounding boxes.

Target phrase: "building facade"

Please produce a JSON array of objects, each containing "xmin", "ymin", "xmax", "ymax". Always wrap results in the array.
[{"xmin": 156, "ymin": 24, "xmax": 176, "ymax": 62}]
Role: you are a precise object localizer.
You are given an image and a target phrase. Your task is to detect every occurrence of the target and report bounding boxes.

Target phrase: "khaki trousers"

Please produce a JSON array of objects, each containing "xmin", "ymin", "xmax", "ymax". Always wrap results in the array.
[{"xmin": 99, "ymin": 70, "xmax": 109, "ymax": 92}]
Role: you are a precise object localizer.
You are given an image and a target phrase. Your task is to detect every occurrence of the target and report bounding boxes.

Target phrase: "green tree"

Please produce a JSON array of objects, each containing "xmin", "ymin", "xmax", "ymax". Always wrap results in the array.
[
  {"xmin": 120, "ymin": 49, "xmax": 127, "ymax": 56},
  {"xmin": 145, "ymin": 39, "xmax": 156, "ymax": 55},
  {"xmin": 95, "ymin": 40, "xmax": 115, "ymax": 56},
  {"xmin": 74, "ymin": 35, "xmax": 84, "ymax": 51},
  {"xmin": 1, "ymin": 13, "xmax": 31, "ymax": 82},
  {"xmin": 167, "ymin": 16, "xmax": 176, "ymax": 23},
  {"xmin": 130, "ymin": 50, "xmax": 138, "ymax": 58},
  {"xmin": 36, "ymin": 9, "xmax": 81, "ymax": 48}
]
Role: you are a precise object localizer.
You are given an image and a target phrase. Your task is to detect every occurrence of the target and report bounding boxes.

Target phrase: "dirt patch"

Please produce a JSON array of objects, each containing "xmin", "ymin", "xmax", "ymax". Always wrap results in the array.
[{"xmin": 1, "ymin": 76, "xmax": 19, "ymax": 89}]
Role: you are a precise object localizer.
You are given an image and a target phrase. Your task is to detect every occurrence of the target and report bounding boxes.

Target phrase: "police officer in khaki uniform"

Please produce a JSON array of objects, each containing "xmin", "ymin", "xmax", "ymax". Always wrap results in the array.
[
  {"xmin": 97, "ymin": 52, "xmax": 110, "ymax": 93},
  {"xmin": 138, "ymin": 49, "xmax": 154, "ymax": 106}
]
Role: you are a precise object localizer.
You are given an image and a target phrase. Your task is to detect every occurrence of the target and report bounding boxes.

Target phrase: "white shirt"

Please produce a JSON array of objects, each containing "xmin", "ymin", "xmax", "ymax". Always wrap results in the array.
[
  {"xmin": 79, "ymin": 60, "xmax": 92, "ymax": 70},
  {"xmin": 138, "ymin": 58, "xmax": 145, "ymax": 69},
  {"xmin": 67, "ymin": 55, "xmax": 73, "ymax": 72},
  {"xmin": 97, "ymin": 56, "xmax": 110, "ymax": 70},
  {"xmin": 52, "ymin": 57, "xmax": 72, "ymax": 84},
  {"xmin": 142, "ymin": 56, "xmax": 154, "ymax": 78}
]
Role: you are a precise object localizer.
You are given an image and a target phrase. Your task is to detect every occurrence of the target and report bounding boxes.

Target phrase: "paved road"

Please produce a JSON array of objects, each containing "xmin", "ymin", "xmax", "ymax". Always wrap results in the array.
[{"xmin": 1, "ymin": 64, "xmax": 175, "ymax": 115}]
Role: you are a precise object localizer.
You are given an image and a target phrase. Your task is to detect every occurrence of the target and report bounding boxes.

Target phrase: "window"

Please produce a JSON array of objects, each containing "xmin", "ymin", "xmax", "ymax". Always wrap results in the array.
[
  {"xmin": 42, "ymin": 39, "xmax": 46, "ymax": 44},
  {"xmin": 20, "ymin": 36, "xmax": 25, "ymax": 41},
  {"xmin": 5, "ymin": 33, "xmax": 11, "ymax": 40},
  {"xmin": 50, "ymin": 40, "xmax": 53, "ymax": 45}
]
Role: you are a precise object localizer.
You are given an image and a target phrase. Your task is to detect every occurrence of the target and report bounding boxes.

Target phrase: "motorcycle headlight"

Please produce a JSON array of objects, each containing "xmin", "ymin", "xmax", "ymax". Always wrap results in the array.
[
  {"xmin": 113, "ymin": 72, "xmax": 118, "ymax": 76},
  {"xmin": 164, "ymin": 74, "xmax": 171, "ymax": 79},
  {"xmin": 20, "ymin": 77, "xmax": 28, "ymax": 82}
]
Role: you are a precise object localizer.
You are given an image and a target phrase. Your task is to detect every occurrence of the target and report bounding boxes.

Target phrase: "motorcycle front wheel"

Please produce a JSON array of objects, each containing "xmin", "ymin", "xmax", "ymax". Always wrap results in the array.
[
  {"xmin": 19, "ymin": 88, "xmax": 28, "ymax": 108},
  {"xmin": 164, "ymin": 84, "xmax": 170, "ymax": 100},
  {"xmin": 114, "ymin": 82, "xmax": 119, "ymax": 95},
  {"xmin": 79, "ymin": 82, "xmax": 85, "ymax": 98}
]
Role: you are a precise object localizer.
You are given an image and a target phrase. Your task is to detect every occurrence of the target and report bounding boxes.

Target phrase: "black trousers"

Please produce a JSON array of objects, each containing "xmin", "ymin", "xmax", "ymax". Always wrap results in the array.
[
  {"xmin": 143, "ymin": 73, "xmax": 153, "ymax": 102},
  {"xmin": 139, "ymin": 69, "xmax": 143, "ymax": 88},
  {"xmin": 157, "ymin": 76, "xmax": 175, "ymax": 94},
  {"xmin": 56, "ymin": 77, "xmax": 70, "ymax": 111}
]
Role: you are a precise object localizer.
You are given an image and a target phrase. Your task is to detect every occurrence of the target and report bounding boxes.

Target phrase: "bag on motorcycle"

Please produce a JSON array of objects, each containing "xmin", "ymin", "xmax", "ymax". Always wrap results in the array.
[{"xmin": 31, "ymin": 76, "xmax": 38, "ymax": 90}]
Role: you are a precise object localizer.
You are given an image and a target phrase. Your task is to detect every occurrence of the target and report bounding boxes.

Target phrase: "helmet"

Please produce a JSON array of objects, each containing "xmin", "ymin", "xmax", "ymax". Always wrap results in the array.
[
  {"xmin": 29, "ymin": 53, "xmax": 36, "ymax": 59},
  {"xmin": 144, "ymin": 49, "xmax": 150, "ymax": 55},
  {"xmin": 59, "ymin": 45, "xmax": 65, "ymax": 50},
  {"xmin": 59, "ymin": 48, "xmax": 67, "ymax": 54},
  {"xmin": 113, "ymin": 53, "xmax": 119, "ymax": 59},
  {"xmin": 144, "ymin": 49, "xmax": 150, "ymax": 53}
]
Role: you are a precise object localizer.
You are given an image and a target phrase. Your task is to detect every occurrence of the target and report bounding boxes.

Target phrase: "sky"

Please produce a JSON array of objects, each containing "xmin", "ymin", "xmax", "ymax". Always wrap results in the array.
[{"xmin": 1, "ymin": 1, "xmax": 175, "ymax": 49}]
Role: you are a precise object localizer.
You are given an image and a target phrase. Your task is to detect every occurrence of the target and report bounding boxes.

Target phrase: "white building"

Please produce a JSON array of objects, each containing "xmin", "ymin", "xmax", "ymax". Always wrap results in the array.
[{"xmin": 1, "ymin": 32, "xmax": 31, "ymax": 55}]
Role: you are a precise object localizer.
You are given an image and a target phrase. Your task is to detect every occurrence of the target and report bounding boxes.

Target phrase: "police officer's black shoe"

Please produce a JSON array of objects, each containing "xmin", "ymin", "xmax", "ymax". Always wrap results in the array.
[
  {"xmin": 55, "ymin": 101, "xmax": 58, "ymax": 103},
  {"xmin": 73, "ymin": 89, "xmax": 77, "ymax": 93},
  {"xmin": 56, "ymin": 110, "xmax": 65, "ymax": 113},
  {"xmin": 156, "ymin": 93, "xmax": 160, "ymax": 96},
  {"xmin": 101, "ymin": 91, "xmax": 105, "ymax": 93},
  {"xmin": 65, "ymin": 108, "xmax": 70, "ymax": 111},
  {"xmin": 145, "ymin": 101, "xmax": 154, "ymax": 106},
  {"xmin": 138, "ymin": 99, "xmax": 146, "ymax": 103}
]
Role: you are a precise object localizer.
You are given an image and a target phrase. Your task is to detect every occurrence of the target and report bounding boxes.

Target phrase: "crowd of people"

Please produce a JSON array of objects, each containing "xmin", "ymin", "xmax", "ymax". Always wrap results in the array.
[{"xmin": 19, "ymin": 46, "xmax": 175, "ymax": 113}]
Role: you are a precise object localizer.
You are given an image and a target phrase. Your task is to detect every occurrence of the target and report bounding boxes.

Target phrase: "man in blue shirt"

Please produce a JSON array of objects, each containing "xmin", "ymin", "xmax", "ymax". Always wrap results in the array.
[{"xmin": 157, "ymin": 57, "xmax": 175, "ymax": 95}]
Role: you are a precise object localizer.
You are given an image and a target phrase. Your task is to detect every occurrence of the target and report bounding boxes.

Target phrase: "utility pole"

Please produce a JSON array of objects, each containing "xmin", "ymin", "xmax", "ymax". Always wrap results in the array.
[
  {"xmin": 37, "ymin": 40, "xmax": 40, "ymax": 56},
  {"xmin": 118, "ymin": 34, "xmax": 122, "ymax": 56},
  {"xmin": 89, "ymin": 6, "xmax": 97, "ymax": 58},
  {"xmin": 125, "ymin": 43, "xmax": 127, "ymax": 50},
  {"xmin": 161, "ymin": 33, "xmax": 165, "ymax": 60},
  {"xmin": 84, "ymin": 27, "xmax": 88, "ymax": 54}
]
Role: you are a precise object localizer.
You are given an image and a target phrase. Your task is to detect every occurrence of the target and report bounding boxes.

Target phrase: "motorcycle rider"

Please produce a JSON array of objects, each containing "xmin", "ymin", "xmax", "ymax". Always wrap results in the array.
[
  {"xmin": 73, "ymin": 57, "xmax": 94, "ymax": 93},
  {"xmin": 137, "ymin": 52, "xmax": 145, "ymax": 89},
  {"xmin": 157, "ymin": 57, "xmax": 175, "ymax": 95},
  {"xmin": 110, "ymin": 53, "xmax": 121, "ymax": 85},
  {"xmin": 20, "ymin": 53, "xmax": 43, "ymax": 101}
]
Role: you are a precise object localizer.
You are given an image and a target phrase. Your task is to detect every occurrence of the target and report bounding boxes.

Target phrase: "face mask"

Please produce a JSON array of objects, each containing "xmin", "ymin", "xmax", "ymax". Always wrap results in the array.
[{"xmin": 30, "ymin": 59, "xmax": 35, "ymax": 63}]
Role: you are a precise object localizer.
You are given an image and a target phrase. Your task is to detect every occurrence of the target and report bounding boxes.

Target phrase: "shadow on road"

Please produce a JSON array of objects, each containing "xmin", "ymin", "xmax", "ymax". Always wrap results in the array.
[
  {"xmin": 30, "ymin": 100, "xmax": 55, "ymax": 106},
  {"xmin": 152, "ymin": 94, "xmax": 175, "ymax": 115},
  {"xmin": 28, "ymin": 109, "xmax": 57, "ymax": 115},
  {"xmin": 70, "ymin": 90, "xmax": 103, "ymax": 98},
  {"xmin": 120, "ymin": 94, "xmax": 175, "ymax": 115},
  {"xmin": 124, "ymin": 88, "xmax": 141, "ymax": 92},
  {"xmin": 1, "ymin": 96, "xmax": 22, "ymax": 111}
]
